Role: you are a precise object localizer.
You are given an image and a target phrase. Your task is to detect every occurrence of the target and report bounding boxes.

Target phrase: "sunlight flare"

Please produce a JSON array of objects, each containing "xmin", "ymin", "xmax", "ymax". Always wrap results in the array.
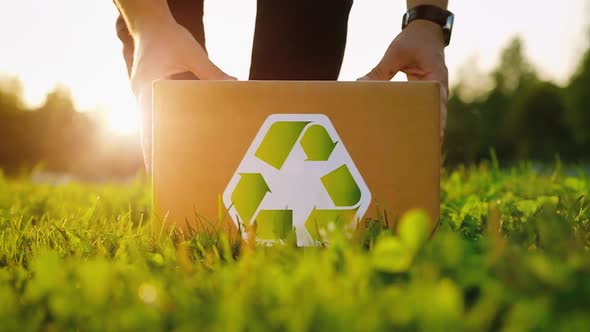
[{"xmin": 105, "ymin": 109, "xmax": 140, "ymax": 135}]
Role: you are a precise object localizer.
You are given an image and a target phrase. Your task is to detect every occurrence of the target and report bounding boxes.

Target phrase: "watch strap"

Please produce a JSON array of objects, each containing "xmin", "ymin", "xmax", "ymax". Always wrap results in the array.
[{"xmin": 403, "ymin": 5, "xmax": 453, "ymax": 46}]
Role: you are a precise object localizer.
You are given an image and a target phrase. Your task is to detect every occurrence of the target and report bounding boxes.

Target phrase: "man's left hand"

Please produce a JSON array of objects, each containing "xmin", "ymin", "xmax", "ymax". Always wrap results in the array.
[{"xmin": 359, "ymin": 20, "xmax": 448, "ymax": 139}]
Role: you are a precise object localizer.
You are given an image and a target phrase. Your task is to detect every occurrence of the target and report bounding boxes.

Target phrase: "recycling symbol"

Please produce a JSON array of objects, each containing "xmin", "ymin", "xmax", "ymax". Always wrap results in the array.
[{"xmin": 222, "ymin": 114, "xmax": 371, "ymax": 246}]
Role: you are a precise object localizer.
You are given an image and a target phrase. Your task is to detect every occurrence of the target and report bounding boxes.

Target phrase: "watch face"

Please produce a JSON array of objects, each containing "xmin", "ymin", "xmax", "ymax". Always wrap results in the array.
[
  {"xmin": 402, "ymin": 12, "xmax": 410, "ymax": 29},
  {"xmin": 444, "ymin": 15, "xmax": 454, "ymax": 33}
]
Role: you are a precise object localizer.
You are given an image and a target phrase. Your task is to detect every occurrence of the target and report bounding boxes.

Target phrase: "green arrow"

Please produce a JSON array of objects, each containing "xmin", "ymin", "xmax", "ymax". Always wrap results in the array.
[
  {"xmin": 305, "ymin": 207, "xmax": 358, "ymax": 241},
  {"xmin": 255, "ymin": 121, "xmax": 309, "ymax": 170},
  {"xmin": 321, "ymin": 164, "xmax": 361, "ymax": 207},
  {"xmin": 255, "ymin": 210, "xmax": 293, "ymax": 240},
  {"xmin": 300, "ymin": 124, "xmax": 338, "ymax": 161},
  {"xmin": 231, "ymin": 173, "xmax": 271, "ymax": 222}
]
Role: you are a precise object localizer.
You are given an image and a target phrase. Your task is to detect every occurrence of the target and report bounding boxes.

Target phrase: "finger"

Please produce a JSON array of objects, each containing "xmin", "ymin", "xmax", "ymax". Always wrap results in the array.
[
  {"xmin": 421, "ymin": 62, "xmax": 448, "ymax": 92},
  {"xmin": 359, "ymin": 44, "xmax": 406, "ymax": 81},
  {"xmin": 404, "ymin": 68, "xmax": 429, "ymax": 80}
]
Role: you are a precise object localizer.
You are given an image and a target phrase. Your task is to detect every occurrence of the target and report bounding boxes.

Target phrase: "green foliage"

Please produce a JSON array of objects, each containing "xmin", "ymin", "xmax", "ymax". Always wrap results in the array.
[
  {"xmin": 1, "ymin": 165, "xmax": 589, "ymax": 331},
  {"xmin": 445, "ymin": 36, "xmax": 590, "ymax": 165},
  {"xmin": 564, "ymin": 39, "xmax": 590, "ymax": 146}
]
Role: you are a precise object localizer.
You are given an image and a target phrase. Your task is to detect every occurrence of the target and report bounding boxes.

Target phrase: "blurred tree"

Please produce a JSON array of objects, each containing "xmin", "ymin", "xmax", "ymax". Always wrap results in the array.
[
  {"xmin": 492, "ymin": 38, "xmax": 537, "ymax": 94},
  {"xmin": 0, "ymin": 78, "xmax": 143, "ymax": 178},
  {"xmin": 444, "ymin": 35, "xmax": 590, "ymax": 165},
  {"xmin": 488, "ymin": 37, "xmax": 540, "ymax": 160},
  {"xmin": 508, "ymin": 81, "xmax": 572, "ymax": 160},
  {"xmin": 0, "ymin": 78, "xmax": 24, "ymax": 113},
  {"xmin": 35, "ymin": 86, "xmax": 79, "ymax": 172},
  {"xmin": 445, "ymin": 37, "xmax": 547, "ymax": 165},
  {"xmin": 443, "ymin": 86, "xmax": 480, "ymax": 164},
  {"xmin": 564, "ymin": 31, "xmax": 590, "ymax": 151},
  {"xmin": 39, "ymin": 86, "xmax": 76, "ymax": 116}
]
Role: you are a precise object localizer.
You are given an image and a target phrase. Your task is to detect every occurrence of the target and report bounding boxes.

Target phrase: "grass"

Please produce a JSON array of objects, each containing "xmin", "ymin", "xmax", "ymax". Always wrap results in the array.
[{"xmin": 0, "ymin": 162, "xmax": 589, "ymax": 331}]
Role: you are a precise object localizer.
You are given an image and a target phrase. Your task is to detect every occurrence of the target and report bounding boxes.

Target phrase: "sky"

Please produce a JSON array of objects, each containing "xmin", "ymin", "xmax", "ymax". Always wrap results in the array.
[{"xmin": 0, "ymin": 0, "xmax": 588, "ymax": 133}]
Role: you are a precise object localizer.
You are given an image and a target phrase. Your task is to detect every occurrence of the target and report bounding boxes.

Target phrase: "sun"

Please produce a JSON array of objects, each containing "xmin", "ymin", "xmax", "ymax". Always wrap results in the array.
[{"xmin": 105, "ymin": 109, "xmax": 140, "ymax": 135}]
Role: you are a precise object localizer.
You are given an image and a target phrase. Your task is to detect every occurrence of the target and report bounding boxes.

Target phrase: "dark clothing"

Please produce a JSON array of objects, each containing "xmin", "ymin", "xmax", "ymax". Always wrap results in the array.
[{"xmin": 116, "ymin": 0, "xmax": 353, "ymax": 80}]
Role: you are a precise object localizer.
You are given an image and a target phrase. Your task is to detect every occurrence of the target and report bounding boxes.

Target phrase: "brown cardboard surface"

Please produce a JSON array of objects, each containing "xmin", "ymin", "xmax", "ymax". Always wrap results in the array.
[{"xmin": 153, "ymin": 80, "xmax": 440, "ymax": 235}]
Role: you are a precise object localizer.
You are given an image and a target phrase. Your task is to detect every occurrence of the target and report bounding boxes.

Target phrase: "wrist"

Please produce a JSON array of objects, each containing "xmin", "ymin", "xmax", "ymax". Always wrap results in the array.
[
  {"xmin": 133, "ymin": 12, "xmax": 177, "ymax": 39},
  {"xmin": 116, "ymin": 0, "xmax": 178, "ymax": 38},
  {"xmin": 406, "ymin": 20, "xmax": 445, "ymax": 47}
]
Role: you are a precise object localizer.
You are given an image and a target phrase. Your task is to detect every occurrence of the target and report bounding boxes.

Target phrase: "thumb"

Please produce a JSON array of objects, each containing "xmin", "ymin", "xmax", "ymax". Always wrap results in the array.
[{"xmin": 358, "ymin": 44, "xmax": 404, "ymax": 81}]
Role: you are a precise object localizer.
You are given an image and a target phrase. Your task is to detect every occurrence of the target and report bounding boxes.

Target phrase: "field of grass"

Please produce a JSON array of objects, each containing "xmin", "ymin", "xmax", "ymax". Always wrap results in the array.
[{"xmin": 0, "ymin": 162, "xmax": 589, "ymax": 331}]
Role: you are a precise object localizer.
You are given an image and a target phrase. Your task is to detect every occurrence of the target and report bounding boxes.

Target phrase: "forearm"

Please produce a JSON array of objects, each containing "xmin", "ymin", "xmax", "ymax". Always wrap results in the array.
[
  {"xmin": 407, "ymin": 0, "xmax": 448, "ymax": 9},
  {"xmin": 114, "ymin": 0, "xmax": 176, "ymax": 36}
]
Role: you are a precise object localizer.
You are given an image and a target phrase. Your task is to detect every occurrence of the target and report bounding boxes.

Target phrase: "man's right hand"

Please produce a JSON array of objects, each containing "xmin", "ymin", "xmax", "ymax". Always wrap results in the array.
[
  {"xmin": 131, "ymin": 21, "xmax": 235, "ymax": 172},
  {"xmin": 131, "ymin": 20, "xmax": 235, "ymax": 97},
  {"xmin": 115, "ymin": 0, "xmax": 235, "ymax": 172}
]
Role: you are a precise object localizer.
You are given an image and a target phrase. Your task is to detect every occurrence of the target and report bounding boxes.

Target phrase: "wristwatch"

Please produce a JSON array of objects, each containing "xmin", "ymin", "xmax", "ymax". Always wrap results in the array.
[{"xmin": 402, "ymin": 5, "xmax": 454, "ymax": 46}]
